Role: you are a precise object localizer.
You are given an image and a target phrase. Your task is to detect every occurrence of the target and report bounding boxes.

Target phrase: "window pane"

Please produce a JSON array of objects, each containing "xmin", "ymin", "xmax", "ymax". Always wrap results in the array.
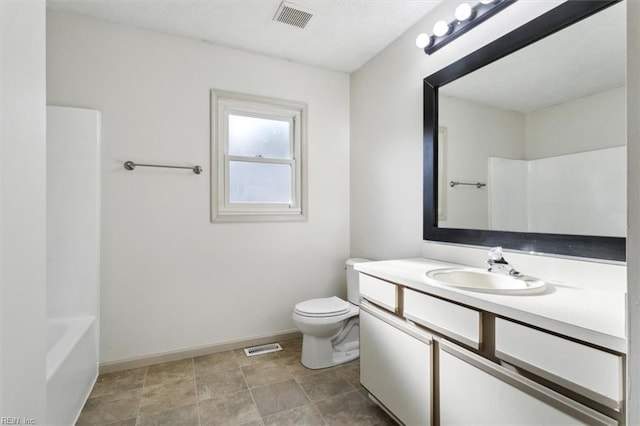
[
  {"xmin": 229, "ymin": 161, "xmax": 291, "ymax": 203},
  {"xmin": 228, "ymin": 114, "xmax": 291, "ymax": 159}
]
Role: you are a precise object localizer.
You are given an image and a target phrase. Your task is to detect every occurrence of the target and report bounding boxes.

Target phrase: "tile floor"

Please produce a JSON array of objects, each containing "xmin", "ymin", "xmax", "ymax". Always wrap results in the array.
[{"xmin": 77, "ymin": 338, "xmax": 396, "ymax": 425}]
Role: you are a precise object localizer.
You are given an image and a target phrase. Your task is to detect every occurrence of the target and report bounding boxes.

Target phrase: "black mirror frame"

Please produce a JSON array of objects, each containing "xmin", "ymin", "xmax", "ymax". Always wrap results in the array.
[{"xmin": 423, "ymin": 0, "xmax": 625, "ymax": 262}]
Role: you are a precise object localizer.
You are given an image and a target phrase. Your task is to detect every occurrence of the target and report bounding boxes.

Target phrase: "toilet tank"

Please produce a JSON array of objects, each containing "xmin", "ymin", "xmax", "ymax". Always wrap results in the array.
[{"xmin": 345, "ymin": 258, "xmax": 371, "ymax": 305}]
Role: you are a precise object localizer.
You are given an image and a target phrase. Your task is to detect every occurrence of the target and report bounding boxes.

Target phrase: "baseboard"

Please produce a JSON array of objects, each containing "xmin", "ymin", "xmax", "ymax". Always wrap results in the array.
[{"xmin": 99, "ymin": 329, "xmax": 302, "ymax": 374}]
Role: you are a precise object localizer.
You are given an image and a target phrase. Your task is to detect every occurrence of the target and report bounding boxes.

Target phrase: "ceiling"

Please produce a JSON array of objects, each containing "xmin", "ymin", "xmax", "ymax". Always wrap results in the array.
[
  {"xmin": 47, "ymin": 0, "xmax": 442, "ymax": 73},
  {"xmin": 440, "ymin": 1, "xmax": 625, "ymax": 113}
]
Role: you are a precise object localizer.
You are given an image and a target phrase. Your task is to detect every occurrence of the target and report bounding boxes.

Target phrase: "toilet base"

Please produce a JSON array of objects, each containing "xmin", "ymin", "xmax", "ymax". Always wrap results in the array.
[{"xmin": 300, "ymin": 319, "xmax": 359, "ymax": 369}]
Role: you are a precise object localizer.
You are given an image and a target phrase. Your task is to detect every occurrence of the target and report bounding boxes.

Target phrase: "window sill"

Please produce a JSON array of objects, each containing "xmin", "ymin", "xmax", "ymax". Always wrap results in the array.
[{"xmin": 211, "ymin": 211, "xmax": 307, "ymax": 223}]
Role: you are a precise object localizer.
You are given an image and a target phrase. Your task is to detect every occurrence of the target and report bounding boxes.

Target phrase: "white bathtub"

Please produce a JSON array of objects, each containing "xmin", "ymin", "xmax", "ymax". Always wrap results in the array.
[{"xmin": 46, "ymin": 317, "xmax": 98, "ymax": 425}]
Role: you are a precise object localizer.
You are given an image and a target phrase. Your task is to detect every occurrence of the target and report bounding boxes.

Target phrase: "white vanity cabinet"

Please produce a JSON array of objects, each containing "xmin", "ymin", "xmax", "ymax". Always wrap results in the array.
[
  {"xmin": 357, "ymin": 265, "xmax": 624, "ymax": 426},
  {"xmin": 360, "ymin": 301, "xmax": 433, "ymax": 426},
  {"xmin": 439, "ymin": 340, "xmax": 617, "ymax": 426}
]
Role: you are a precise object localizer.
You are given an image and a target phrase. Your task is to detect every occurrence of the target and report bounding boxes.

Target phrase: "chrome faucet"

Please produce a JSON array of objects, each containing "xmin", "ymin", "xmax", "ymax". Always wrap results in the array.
[{"xmin": 487, "ymin": 247, "xmax": 522, "ymax": 277}]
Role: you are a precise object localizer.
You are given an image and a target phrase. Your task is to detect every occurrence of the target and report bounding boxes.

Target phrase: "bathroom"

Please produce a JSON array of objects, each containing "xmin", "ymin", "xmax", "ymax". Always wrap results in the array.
[{"xmin": 1, "ymin": 0, "xmax": 639, "ymax": 424}]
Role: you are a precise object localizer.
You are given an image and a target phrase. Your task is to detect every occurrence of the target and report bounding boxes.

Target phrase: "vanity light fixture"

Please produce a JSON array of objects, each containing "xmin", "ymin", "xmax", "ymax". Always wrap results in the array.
[
  {"xmin": 415, "ymin": 33, "xmax": 432, "ymax": 49},
  {"xmin": 416, "ymin": 0, "xmax": 517, "ymax": 55},
  {"xmin": 433, "ymin": 20, "xmax": 451, "ymax": 37},
  {"xmin": 455, "ymin": 3, "xmax": 474, "ymax": 22}
]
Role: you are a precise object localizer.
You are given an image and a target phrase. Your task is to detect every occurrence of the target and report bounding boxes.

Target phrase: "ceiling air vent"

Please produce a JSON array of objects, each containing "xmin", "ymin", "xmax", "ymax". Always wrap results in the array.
[{"xmin": 273, "ymin": 1, "xmax": 313, "ymax": 29}]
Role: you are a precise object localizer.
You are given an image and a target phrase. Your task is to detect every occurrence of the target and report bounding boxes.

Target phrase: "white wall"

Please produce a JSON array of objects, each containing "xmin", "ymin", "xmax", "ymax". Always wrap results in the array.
[
  {"xmin": 350, "ymin": 0, "xmax": 628, "ymax": 265},
  {"xmin": 626, "ymin": 0, "xmax": 640, "ymax": 423},
  {"xmin": 47, "ymin": 11, "xmax": 350, "ymax": 364},
  {"xmin": 350, "ymin": 0, "xmax": 562, "ymax": 261},
  {"xmin": 439, "ymin": 95, "xmax": 525, "ymax": 230},
  {"xmin": 0, "ymin": 0, "xmax": 47, "ymax": 421},
  {"xmin": 525, "ymin": 86, "xmax": 626, "ymax": 159}
]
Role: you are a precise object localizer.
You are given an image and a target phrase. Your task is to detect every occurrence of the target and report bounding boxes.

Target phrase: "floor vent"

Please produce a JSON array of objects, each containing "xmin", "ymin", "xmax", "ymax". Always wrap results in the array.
[
  {"xmin": 273, "ymin": 1, "xmax": 313, "ymax": 29},
  {"xmin": 243, "ymin": 343, "xmax": 283, "ymax": 357}
]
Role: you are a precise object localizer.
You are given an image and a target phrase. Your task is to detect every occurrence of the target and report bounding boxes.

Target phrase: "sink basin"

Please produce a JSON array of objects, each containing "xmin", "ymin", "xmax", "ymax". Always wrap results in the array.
[{"xmin": 425, "ymin": 267, "xmax": 547, "ymax": 295}]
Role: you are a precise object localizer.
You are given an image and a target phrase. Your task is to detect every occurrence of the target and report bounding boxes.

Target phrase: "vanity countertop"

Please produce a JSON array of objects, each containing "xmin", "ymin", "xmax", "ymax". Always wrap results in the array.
[{"xmin": 355, "ymin": 258, "xmax": 626, "ymax": 354}]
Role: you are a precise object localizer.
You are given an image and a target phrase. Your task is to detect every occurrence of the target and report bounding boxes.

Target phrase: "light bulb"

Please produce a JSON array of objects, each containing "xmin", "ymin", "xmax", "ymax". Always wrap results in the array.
[
  {"xmin": 415, "ymin": 33, "xmax": 432, "ymax": 49},
  {"xmin": 480, "ymin": 0, "xmax": 495, "ymax": 4},
  {"xmin": 455, "ymin": 3, "xmax": 473, "ymax": 21},
  {"xmin": 433, "ymin": 20, "xmax": 450, "ymax": 37}
]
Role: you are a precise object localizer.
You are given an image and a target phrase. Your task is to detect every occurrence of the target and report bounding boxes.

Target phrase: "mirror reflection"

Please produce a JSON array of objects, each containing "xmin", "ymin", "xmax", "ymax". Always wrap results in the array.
[{"xmin": 437, "ymin": 2, "xmax": 625, "ymax": 238}]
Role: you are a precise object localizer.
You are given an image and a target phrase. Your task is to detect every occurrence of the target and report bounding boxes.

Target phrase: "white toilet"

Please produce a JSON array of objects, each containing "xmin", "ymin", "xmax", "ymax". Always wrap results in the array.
[{"xmin": 292, "ymin": 258, "xmax": 370, "ymax": 369}]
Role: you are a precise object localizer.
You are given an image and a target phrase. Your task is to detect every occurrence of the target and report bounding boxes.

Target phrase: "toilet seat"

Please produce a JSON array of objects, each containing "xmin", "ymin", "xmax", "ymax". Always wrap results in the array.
[{"xmin": 294, "ymin": 296, "xmax": 350, "ymax": 317}]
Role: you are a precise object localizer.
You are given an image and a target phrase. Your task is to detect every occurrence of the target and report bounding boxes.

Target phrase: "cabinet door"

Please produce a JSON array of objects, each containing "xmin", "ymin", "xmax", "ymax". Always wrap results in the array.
[
  {"xmin": 439, "ymin": 341, "xmax": 617, "ymax": 426},
  {"xmin": 360, "ymin": 302, "xmax": 432, "ymax": 426}
]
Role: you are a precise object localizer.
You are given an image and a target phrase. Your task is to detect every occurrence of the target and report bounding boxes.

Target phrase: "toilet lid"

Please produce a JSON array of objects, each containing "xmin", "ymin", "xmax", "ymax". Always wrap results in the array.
[{"xmin": 294, "ymin": 296, "xmax": 350, "ymax": 317}]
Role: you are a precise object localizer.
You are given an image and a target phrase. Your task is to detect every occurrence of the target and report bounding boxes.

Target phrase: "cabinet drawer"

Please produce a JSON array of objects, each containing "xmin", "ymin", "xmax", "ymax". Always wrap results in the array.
[
  {"xmin": 403, "ymin": 288, "xmax": 481, "ymax": 348},
  {"xmin": 440, "ymin": 340, "xmax": 617, "ymax": 426},
  {"xmin": 495, "ymin": 318, "xmax": 623, "ymax": 409},
  {"xmin": 359, "ymin": 274, "xmax": 398, "ymax": 313}
]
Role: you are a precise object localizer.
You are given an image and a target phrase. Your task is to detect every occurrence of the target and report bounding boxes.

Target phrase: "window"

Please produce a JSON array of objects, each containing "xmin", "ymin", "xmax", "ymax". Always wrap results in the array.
[{"xmin": 211, "ymin": 90, "xmax": 307, "ymax": 222}]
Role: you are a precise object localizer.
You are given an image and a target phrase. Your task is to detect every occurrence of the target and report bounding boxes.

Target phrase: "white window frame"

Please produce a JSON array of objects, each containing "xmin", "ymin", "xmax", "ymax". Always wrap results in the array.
[{"xmin": 211, "ymin": 90, "xmax": 307, "ymax": 222}]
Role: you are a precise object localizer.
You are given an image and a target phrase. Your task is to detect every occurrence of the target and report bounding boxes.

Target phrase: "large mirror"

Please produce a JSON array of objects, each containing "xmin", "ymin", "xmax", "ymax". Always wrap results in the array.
[{"xmin": 423, "ymin": 0, "xmax": 625, "ymax": 261}]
